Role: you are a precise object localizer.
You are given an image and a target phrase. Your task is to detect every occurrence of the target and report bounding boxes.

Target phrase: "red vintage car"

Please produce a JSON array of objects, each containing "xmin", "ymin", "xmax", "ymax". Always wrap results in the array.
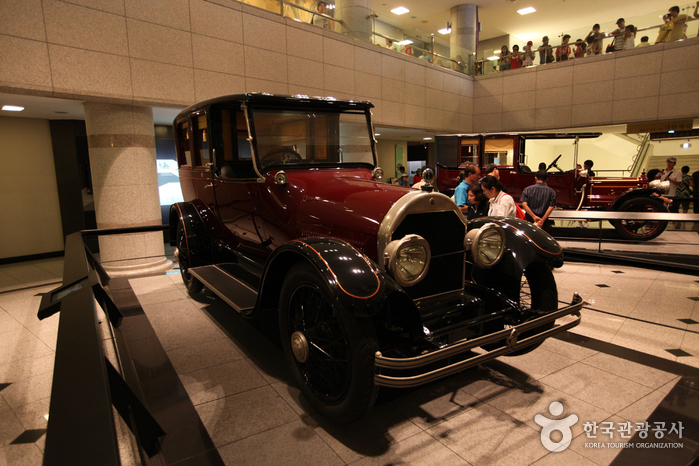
[
  {"xmin": 169, "ymin": 94, "xmax": 582, "ymax": 422},
  {"xmin": 435, "ymin": 133, "xmax": 667, "ymax": 240}
]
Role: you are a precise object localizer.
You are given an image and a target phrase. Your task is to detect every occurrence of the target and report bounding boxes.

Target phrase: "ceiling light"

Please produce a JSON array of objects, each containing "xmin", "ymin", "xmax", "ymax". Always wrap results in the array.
[
  {"xmin": 682, "ymin": 142, "xmax": 692, "ymax": 149},
  {"xmin": 375, "ymin": 133, "xmax": 381, "ymax": 136},
  {"xmin": 668, "ymin": 130, "xmax": 675, "ymax": 133},
  {"xmin": 517, "ymin": 7, "xmax": 536, "ymax": 14},
  {"xmin": 391, "ymin": 6, "xmax": 409, "ymax": 15},
  {"xmin": 439, "ymin": 22, "xmax": 452, "ymax": 34},
  {"xmin": 487, "ymin": 55, "xmax": 500, "ymax": 60},
  {"xmin": 396, "ymin": 39, "xmax": 413, "ymax": 45},
  {"xmin": 423, "ymin": 137, "xmax": 432, "ymax": 140},
  {"xmin": 2, "ymin": 105, "xmax": 24, "ymax": 112}
]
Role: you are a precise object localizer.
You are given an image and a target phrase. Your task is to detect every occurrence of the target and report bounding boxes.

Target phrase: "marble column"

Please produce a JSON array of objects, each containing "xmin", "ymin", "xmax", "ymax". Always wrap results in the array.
[
  {"xmin": 450, "ymin": 4, "xmax": 478, "ymax": 74},
  {"xmin": 84, "ymin": 102, "xmax": 172, "ymax": 277},
  {"xmin": 336, "ymin": 0, "xmax": 372, "ymax": 43}
]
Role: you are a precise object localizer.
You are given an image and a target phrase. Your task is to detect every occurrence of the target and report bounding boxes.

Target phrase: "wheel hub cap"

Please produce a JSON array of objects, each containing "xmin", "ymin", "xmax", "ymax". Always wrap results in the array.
[{"xmin": 290, "ymin": 331, "xmax": 309, "ymax": 363}]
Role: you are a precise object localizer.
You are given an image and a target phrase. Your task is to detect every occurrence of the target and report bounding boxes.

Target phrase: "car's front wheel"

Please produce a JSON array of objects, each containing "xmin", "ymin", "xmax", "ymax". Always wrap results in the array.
[
  {"xmin": 177, "ymin": 222, "xmax": 203, "ymax": 294},
  {"xmin": 279, "ymin": 262, "xmax": 378, "ymax": 423}
]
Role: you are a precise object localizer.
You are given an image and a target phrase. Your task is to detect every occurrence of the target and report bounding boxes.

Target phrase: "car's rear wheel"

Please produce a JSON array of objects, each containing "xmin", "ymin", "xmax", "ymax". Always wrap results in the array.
[
  {"xmin": 482, "ymin": 262, "xmax": 557, "ymax": 356},
  {"xmin": 611, "ymin": 197, "xmax": 668, "ymax": 241},
  {"xmin": 177, "ymin": 222, "xmax": 203, "ymax": 294},
  {"xmin": 279, "ymin": 262, "xmax": 378, "ymax": 423}
]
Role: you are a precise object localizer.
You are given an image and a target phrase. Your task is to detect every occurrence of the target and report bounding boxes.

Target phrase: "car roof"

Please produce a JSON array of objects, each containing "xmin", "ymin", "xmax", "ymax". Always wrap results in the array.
[{"xmin": 175, "ymin": 93, "xmax": 374, "ymax": 122}]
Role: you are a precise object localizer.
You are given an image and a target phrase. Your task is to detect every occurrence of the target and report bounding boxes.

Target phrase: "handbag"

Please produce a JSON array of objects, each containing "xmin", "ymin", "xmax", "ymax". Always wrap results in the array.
[{"xmin": 606, "ymin": 37, "xmax": 616, "ymax": 53}]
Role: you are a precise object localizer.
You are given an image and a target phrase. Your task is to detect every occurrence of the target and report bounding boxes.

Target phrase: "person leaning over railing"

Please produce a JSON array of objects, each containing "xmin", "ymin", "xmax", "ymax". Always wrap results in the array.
[
  {"xmin": 539, "ymin": 36, "xmax": 554, "ymax": 64},
  {"xmin": 656, "ymin": 14, "xmax": 674, "ymax": 43},
  {"xmin": 498, "ymin": 45, "xmax": 511, "ymax": 71},
  {"xmin": 668, "ymin": 5, "xmax": 688, "ymax": 41},
  {"xmin": 556, "ymin": 34, "xmax": 572, "ymax": 61},
  {"xmin": 510, "ymin": 44, "xmax": 522, "ymax": 69},
  {"xmin": 584, "ymin": 24, "xmax": 604, "ymax": 55},
  {"xmin": 523, "ymin": 41, "xmax": 535, "ymax": 66},
  {"xmin": 610, "ymin": 18, "xmax": 627, "ymax": 51}
]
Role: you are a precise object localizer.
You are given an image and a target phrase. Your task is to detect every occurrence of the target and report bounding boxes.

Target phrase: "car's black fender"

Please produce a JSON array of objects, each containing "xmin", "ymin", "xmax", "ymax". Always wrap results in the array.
[
  {"xmin": 256, "ymin": 238, "xmax": 422, "ymax": 332},
  {"xmin": 610, "ymin": 188, "xmax": 667, "ymax": 211},
  {"xmin": 169, "ymin": 201, "xmax": 214, "ymax": 268}
]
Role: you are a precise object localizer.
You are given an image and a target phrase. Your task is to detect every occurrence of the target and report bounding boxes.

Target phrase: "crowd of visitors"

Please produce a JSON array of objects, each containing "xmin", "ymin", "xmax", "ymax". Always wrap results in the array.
[{"xmin": 493, "ymin": 4, "xmax": 699, "ymax": 72}]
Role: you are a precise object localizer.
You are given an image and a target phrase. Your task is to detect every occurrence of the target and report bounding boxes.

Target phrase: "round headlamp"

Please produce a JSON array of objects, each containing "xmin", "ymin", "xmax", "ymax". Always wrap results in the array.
[
  {"xmin": 649, "ymin": 179, "xmax": 669, "ymax": 194},
  {"xmin": 384, "ymin": 235, "xmax": 430, "ymax": 287},
  {"xmin": 373, "ymin": 167, "xmax": 384, "ymax": 181},
  {"xmin": 465, "ymin": 223, "xmax": 505, "ymax": 268}
]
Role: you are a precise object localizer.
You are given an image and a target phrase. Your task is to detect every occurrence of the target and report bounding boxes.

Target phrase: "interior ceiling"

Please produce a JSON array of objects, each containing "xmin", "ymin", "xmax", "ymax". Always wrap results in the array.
[{"xmin": 371, "ymin": 0, "xmax": 667, "ymax": 42}]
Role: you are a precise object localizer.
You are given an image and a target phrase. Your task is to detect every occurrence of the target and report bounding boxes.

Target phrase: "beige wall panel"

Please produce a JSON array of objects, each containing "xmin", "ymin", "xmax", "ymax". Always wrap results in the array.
[
  {"xmin": 127, "ymin": 19, "xmax": 193, "ymax": 68},
  {"xmin": 502, "ymin": 70, "xmax": 536, "ymax": 95},
  {"xmin": 502, "ymin": 91, "xmax": 535, "ymax": 113},
  {"xmin": 324, "ymin": 37, "xmax": 355, "ymax": 69},
  {"xmin": 375, "ymin": 139, "xmax": 405, "ymax": 180},
  {"xmin": 354, "ymin": 45, "xmax": 381, "ymax": 76},
  {"xmin": 404, "ymin": 62, "xmax": 426, "ymax": 86},
  {"xmin": 381, "ymin": 54, "xmax": 404, "ymax": 82},
  {"xmin": 425, "ymin": 68, "xmax": 444, "ymax": 91},
  {"xmin": 612, "ymin": 97, "xmax": 659, "ymax": 123},
  {"xmin": 63, "ymin": 0, "xmax": 125, "ymax": 15},
  {"xmin": 535, "ymin": 63, "xmax": 574, "ymax": 89},
  {"xmin": 404, "ymin": 82, "xmax": 425, "ymax": 107},
  {"xmin": 355, "ymin": 72, "xmax": 382, "ymax": 100},
  {"xmin": 572, "ymin": 56, "xmax": 615, "ymax": 85},
  {"xmin": 194, "ymin": 70, "xmax": 245, "ymax": 101},
  {"xmin": 444, "ymin": 73, "xmax": 461, "ymax": 96},
  {"xmin": 190, "ymin": 0, "xmax": 244, "ymax": 43},
  {"xmin": 460, "ymin": 114, "xmax": 473, "ymax": 133},
  {"xmin": 444, "ymin": 111, "xmax": 460, "ymax": 132},
  {"xmin": 288, "ymin": 85, "xmax": 325, "ymax": 97},
  {"xmin": 473, "ymin": 112, "xmax": 502, "ymax": 132},
  {"xmin": 459, "ymin": 96, "xmax": 474, "ymax": 115},
  {"xmin": 243, "ymin": 12, "xmax": 287, "ymax": 53},
  {"xmin": 324, "ymin": 64, "xmax": 354, "ymax": 94},
  {"xmin": 572, "ymin": 82, "xmax": 614, "ymax": 105},
  {"xmin": 658, "ymin": 91, "xmax": 699, "ymax": 120},
  {"xmin": 503, "ymin": 109, "xmax": 536, "ymax": 131},
  {"xmin": 44, "ymin": 0, "xmax": 127, "ymax": 55},
  {"xmin": 0, "ymin": 0, "xmax": 46, "ymax": 41},
  {"xmin": 288, "ymin": 56, "xmax": 324, "ymax": 88},
  {"xmin": 244, "ymin": 47, "xmax": 288, "ymax": 82},
  {"xmin": 366, "ymin": 98, "xmax": 381, "ymax": 122},
  {"xmin": 443, "ymin": 92, "xmax": 460, "ymax": 114},
  {"xmin": 425, "ymin": 108, "xmax": 444, "ymax": 130},
  {"xmin": 660, "ymin": 42, "xmax": 699, "ymax": 73},
  {"xmin": 245, "ymin": 77, "xmax": 289, "ymax": 95},
  {"xmin": 130, "ymin": 59, "xmax": 194, "ymax": 105},
  {"xmin": 473, "ymin": 76, "xmax": 502, "ymax": 99},
  {"xmin": 536, "ymin": 106, "xmax": 571, "ymax": 129},
  {"xmin": 405, "ymin": 104, "xmax": 426, "ymax": 128},
  {"xmin": 193, "ymin": 34, "xmax": 246, "ymax": 75},
  {"xmin": 287, "ymin": 26, "xmax": 324, "ymax": 61},
  {"xmin": 459, "ymin": 77, "xmax": 473, "ymax": 97},
  {"xmin": 382, "ymin": 77, "xmax": 404, "ymax": 104},
  {"xmin": 613, "ymin": 74, "xmax": 661, "ymax": 101},
  {"xmin": 0, "ymin": 117, "xmax": 63, "ymax": 258},
  {"xmin": 125, "ymin": 0, "xmax": 190, "ymax": 30},
  {"xmin": 535, "ymin": 86, "xmax": 572, "ymax": 109},
  {"xmin": 83, "ymin": 103, "xmax": 153, "ymax": 136},
  {"xmin": 50, "ymin": 45, "xmax": 132, "ymax": 98},
  {"xmin": 474, "ymin": 95, "xmax": 503, "ymax": 115},
  {"xmin": 614, "ymin": 50, "xmax": 662, "ymax": 78},
  {"xmin": 379, "ymin": 100, "xmax": 405, "ymax": 126},
  {"xmin": 659, "ymin": 69, "xmax": 699, "ymax": 96},
  {"xmin": 572, "ymin": 102, "xmax": 613, "ymax": 127},
  {"xmin": 0, "ymin": 36, "xmax": 52, "ymax": 91},
  {"xmin": 425, "ymin": 88, "xmax": 444, "ymax": 110}
]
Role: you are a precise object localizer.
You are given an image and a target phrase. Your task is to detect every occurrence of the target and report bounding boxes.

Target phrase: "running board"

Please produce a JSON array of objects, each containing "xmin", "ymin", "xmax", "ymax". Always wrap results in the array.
[{"xmin": 189, "ymin": 265, "xmax": 258, "ymax": 313}]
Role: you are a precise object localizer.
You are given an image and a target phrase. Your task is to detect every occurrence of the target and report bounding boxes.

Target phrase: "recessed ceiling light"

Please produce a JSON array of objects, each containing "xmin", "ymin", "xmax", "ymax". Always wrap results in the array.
[
  {"xmin": 2, "ymin": 105, "xmax": 24, "ymax": 112},
  {"xmin": 396, "ymin": 39, "xmax": 413, "ymax": 45},
  {"xmin": 423, "ymin": 137, "xmax": 432, "ymax": 140},
  {"xmin": 391, "ymin": 6, "xmax": 409, "ymax": 15},
  {"xmin": 438, "ymin": 27, "xmax": 452, "ymax": 34},
  {"xmin": 517, "ymin": 7, "xmax": 536, "ymax": 14}
]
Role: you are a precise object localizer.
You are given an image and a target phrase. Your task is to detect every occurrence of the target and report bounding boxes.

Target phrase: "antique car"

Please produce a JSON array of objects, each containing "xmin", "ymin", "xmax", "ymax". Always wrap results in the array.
[
  {"xmin": 169, "ymin": 94, "xmax": 583, "ymax": 422},
  {"xmin": 434, "ymin": 133, "xmax": 667, "ymax": 241}
]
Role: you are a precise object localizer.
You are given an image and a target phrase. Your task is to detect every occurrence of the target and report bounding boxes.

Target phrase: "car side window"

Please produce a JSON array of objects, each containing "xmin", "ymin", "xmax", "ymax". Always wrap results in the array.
[
  {"xmin": 217, "ymin": 107, "xmax": 256, "ymax": 178},
  {"xmin": 459, "ymin": 138, "xmax": 479, "ymax": 166},
  {"xmin": 175, "ymin": 119, "xmax": 192, "ymax": 167},
  {"xmin": 192, "ymin": 113, "xmax": 210, "ymax": 168},
  {"xmin": 484, "ymin": 137, "xmax": 515, "ymax": 167}
]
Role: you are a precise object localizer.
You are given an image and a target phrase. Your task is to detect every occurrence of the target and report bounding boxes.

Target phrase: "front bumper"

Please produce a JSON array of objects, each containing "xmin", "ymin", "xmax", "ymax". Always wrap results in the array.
[{"xmin": 374, "ymin": 293, "xmax": 583, "ymax": 387}]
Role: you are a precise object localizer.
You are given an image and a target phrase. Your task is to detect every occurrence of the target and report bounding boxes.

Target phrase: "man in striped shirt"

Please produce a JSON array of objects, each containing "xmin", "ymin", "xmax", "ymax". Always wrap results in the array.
[{"xmin": 521, "ymin": 171, "xmax": 557, "ymax": 232}]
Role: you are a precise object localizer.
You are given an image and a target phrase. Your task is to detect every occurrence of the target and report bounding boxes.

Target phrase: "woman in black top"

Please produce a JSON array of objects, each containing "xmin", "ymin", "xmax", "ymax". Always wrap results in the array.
[{"xmin": 466, "ymin": 183, "xmax": 489, "ymax": 220}]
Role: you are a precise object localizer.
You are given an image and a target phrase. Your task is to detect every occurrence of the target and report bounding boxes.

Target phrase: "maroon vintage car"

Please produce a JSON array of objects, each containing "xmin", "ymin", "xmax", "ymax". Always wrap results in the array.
[
  {"xmin": 169, "ymin": 94, "xmax": 583, "ymax": 422},
  {"xmin": 435, "ymin": 133, "xmax": 666, "ymax": 240}
]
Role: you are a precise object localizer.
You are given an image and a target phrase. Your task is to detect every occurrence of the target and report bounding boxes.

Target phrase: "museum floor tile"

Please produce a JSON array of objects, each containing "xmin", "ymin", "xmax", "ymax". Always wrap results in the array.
[{"xmin": 1, "ymin": 256, "xmax": 699, "ymax": 465}]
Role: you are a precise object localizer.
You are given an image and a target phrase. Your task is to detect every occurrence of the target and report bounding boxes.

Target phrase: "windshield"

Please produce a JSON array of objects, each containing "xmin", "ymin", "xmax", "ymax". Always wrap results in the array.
[{"xmin": 251, "ymin": 108, "xmax": 375, "ymax": 171}]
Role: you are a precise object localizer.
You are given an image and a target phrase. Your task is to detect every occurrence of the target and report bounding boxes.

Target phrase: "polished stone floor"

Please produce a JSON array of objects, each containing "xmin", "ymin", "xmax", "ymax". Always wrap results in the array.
[{"xmin": 1, "ymin": 251, "xmax": 699, "ymax": 465}]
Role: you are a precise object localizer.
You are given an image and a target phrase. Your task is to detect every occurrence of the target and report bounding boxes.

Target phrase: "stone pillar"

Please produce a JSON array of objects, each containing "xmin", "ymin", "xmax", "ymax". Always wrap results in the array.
[
  {"xmin": 84, "ymin": 102, "xmax": 172, "ymax": 277},
  {"xmin": 336, "ymin": 0, "xmax": 373, "ymax": 43},
  {"xmin": 450, "ymin": 4, "xmax": 478, "ymax": 74}
]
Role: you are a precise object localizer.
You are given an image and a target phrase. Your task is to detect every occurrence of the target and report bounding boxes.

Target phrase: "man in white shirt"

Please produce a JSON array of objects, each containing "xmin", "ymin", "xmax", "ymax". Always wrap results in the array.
[{"xmin": 660, "ymin": 157, "xmax": 683, "ymax": 213}]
